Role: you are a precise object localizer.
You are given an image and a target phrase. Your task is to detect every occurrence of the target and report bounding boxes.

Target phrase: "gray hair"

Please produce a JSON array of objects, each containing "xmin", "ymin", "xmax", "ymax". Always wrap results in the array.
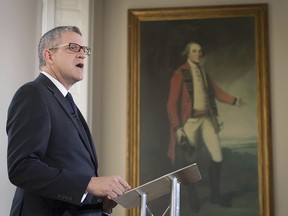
[
  {"xmin": 182, "ymin": 41, "xmax": 201, "ymax": 58},
  {"xmin": 38, "ymin": 26, "xmax": 82, "ymax": 69}
]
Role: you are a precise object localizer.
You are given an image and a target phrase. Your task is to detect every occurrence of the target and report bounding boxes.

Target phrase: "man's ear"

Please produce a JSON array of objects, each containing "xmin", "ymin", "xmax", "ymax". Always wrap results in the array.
[{"xmin": 43, "ymin": 49, "xmax": 53, "ymax": 62}]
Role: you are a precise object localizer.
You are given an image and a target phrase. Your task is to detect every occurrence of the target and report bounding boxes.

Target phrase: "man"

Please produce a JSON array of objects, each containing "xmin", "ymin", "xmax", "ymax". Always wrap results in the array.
[
  {"xmin": 167, "ymin": 41, "xmax": 243, "ymax": 213},
  {"xmin": 6, "ymin": 26, "xmax": 131, "ymax": 216}
]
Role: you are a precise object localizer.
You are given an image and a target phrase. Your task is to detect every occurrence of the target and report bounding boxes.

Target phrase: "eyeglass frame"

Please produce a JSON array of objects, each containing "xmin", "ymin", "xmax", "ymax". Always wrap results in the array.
[{"xmin": 49, "ymin": 43, "xmax": 91, "ymax": 56}]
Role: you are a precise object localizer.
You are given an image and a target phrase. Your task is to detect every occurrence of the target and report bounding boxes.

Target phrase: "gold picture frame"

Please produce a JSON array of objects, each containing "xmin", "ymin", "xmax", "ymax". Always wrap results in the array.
[{"xmin": 127, "ymin": 4, "xmax": 273, "ymax": 216}]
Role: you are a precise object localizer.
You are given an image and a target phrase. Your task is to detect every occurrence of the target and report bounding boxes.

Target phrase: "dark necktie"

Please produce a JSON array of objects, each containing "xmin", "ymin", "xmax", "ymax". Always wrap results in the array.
[
  {"xmin": 66, "ymin": 92, "xmax": 78, "ymax": 117},
  {"xmin": 65, "ymin": 93, "xmax": 95, "ymax": 159}
]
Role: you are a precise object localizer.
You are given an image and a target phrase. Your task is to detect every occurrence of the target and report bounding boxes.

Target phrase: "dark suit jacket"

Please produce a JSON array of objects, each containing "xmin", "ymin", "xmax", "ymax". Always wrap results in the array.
[{"xmin": 7, "ymin": 74, "xmax": 102, "ymax": 215}]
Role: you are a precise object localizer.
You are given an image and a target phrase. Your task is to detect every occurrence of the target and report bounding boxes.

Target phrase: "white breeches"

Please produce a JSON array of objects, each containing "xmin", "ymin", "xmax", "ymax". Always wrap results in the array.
[{"xmin": 183, "ymin": 117, "xmax": 223, "ymax": 162}]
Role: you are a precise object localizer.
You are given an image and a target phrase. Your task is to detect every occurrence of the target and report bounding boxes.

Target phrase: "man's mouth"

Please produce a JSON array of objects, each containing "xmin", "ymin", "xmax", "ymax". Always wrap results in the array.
[{"xmin": 76, "ymin": 63, "xmax": 84, "ymax": 69}]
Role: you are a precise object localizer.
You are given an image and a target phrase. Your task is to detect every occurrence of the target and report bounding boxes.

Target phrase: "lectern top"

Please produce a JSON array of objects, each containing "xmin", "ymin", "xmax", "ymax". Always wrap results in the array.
[{"xmin": 114, "ymin": 163, "xmax": 201, "ymax": 209}]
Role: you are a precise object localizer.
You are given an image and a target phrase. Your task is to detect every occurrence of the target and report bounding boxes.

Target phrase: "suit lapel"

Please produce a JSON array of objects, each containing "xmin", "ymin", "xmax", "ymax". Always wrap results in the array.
[
  {"xmin": 77, "ymin": 112, "xmax": 98, "ymax": 163},
  {"xmin": 36, "ymin": 74, "xmax": 97, "ymax": 165}
]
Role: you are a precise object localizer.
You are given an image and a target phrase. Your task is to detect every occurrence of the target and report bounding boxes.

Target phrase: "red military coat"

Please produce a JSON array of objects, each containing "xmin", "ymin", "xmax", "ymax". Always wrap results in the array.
[{"xmin": 166, "ymin": 62, "xmax": 236, "ymax": 164}]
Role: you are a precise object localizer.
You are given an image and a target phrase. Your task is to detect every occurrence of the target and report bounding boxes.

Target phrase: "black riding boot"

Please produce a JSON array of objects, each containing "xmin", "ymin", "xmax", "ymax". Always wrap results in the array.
[{"xmin": 209, "ymin": 161, "xmax": 231, "ymax": 207}]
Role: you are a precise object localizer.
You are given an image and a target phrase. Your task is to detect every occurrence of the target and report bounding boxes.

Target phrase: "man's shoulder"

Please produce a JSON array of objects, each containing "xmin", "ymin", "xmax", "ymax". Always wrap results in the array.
[
  {"xmin": 175, "ymin": 62, "xmax": 190, "ymax": 73},
  {"xmin": 12, "ymin": 74, "xmax": 56, "ymax": 102},
  {"xmin": 16, "ymin": 75, "xmax": 45, "ymax": 92},
  {"xmin": 173, "ymin": 63, "xmax": 190, "ymax": 77}
]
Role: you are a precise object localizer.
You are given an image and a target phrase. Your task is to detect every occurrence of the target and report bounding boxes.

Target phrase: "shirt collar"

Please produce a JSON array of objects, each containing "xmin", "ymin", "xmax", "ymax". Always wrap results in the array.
[
  {"xmin": 187, "ymin": 60, "xmax": 199, "ymax": 69},
  {"xmin": 41, "ymin": 71, "xmax": 68, "ymax": 97}
]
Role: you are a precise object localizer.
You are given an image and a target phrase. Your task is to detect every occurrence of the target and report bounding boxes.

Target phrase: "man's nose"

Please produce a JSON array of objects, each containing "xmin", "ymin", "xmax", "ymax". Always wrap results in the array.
[{"xmin": 77, "ymin": 49, "xmax": 86, "ymax": 59}]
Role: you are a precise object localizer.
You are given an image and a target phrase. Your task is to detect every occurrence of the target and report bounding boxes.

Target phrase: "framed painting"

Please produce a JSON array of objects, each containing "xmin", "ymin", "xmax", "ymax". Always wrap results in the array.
[{"xmin": 127, "ymin": 4, "xmax": 273, "ymax": 216}]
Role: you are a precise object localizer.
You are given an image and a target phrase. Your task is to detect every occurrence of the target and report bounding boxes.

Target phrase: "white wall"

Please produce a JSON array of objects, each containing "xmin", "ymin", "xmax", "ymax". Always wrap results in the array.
[
  {"xmin": 43, "ymin": 0, "xmax": 91, "ymax": 123},
  {"xmin": 96, "ymin": 0, "xmax": 288, "ymax": 215},
  {"xmin": 0, "ymin": 0, "xmax": 42, "ymax": 215},
  {"xmin": 1, "ymin": 0, "xmax": 288, "ymax": 215}
]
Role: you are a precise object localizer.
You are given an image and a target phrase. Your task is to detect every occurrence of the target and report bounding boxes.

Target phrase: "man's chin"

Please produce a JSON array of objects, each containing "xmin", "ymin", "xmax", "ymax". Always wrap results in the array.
[
  {"xmin": 72, "ymin": 76, "xmax": 84, "ymax": 85},
  {"xmin": 77, "ymin": 76, "xmax": 84, "ymax": 81},
  {"xmin": 76, "ymin": 71, "xmax": 85, "ymax": 80}
]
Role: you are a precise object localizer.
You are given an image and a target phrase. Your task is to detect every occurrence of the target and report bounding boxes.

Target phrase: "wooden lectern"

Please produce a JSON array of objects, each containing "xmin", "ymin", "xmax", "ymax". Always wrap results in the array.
[{"xmin": 114, "ymin": 163, "xmax": 201, "ymax": 216}]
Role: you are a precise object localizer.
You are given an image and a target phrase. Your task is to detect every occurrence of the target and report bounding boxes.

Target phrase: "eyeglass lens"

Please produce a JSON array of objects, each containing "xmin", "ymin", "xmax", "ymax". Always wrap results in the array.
[{"xmin": 69, "ymin": 43, "xmax": 91, "ymax": 55}]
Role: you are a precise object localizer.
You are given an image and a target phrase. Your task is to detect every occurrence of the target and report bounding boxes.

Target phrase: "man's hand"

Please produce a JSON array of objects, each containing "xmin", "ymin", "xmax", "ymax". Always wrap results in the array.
[
  {"xmin": 235, "ymin": 97, "xmax": 247, "ymax": 107},
  {"xmin": 176, "ymin": 127, "xmax": 186, "ymax": 144},
  {"xmin": 86, "ymin": 176, "xmax": 131, "ymax": 199}
]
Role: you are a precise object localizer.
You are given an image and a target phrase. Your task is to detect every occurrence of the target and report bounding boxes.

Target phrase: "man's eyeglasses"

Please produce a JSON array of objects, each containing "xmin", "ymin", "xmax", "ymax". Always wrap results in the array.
[{"xmin": 49, "ymin": 43, "xmax": 91, "ymax": 56}]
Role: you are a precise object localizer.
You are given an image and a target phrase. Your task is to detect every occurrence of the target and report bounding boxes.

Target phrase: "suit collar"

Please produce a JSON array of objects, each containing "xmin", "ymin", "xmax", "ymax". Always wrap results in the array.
[
  {"xmin": 179, "ymin": 62, "xmax": 190, "ymax": 71},
  {"xmin": 40, "ymin": 71, "xmax": 68, "ymax": 96}
]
